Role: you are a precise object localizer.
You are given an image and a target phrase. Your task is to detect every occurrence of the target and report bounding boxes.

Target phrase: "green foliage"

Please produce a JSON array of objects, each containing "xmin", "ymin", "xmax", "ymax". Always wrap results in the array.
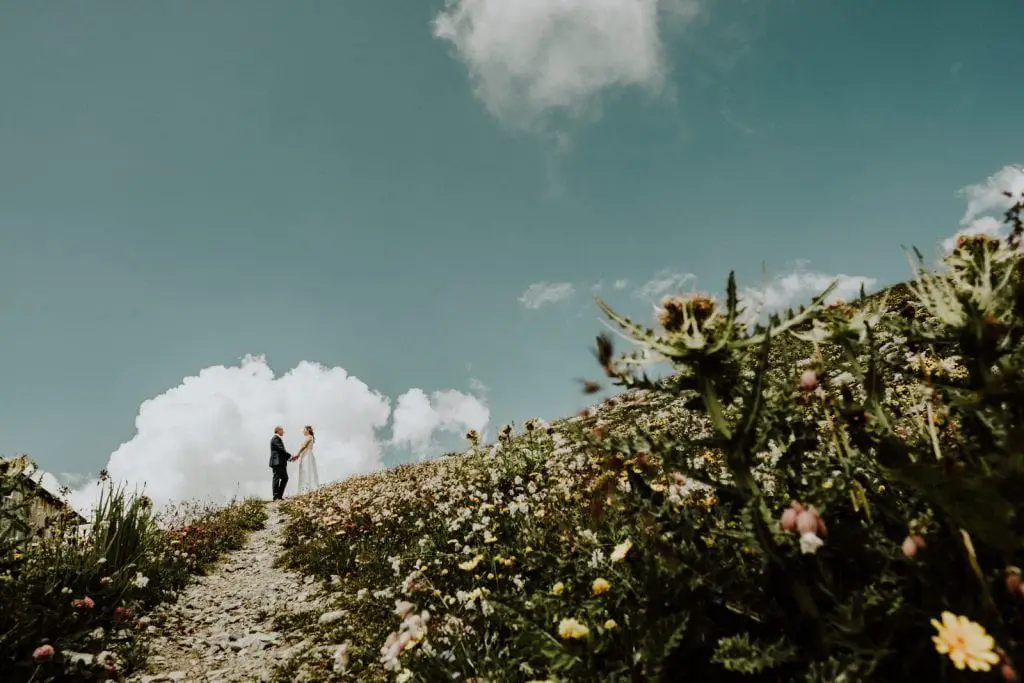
[
  {"xmin": 0, "ymin": 458, "xmax": 37, "ymax": 547},
  {"xmin": 0, "ymin": 468, "xmax": 267, "ymax": 682},
  {"xmin": 711, "ymin": 633, "xmax": 798, "ymax": 674}
]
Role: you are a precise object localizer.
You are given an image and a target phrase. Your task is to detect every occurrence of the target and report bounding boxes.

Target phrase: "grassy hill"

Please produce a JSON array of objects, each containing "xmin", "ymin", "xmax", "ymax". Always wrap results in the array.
[{"xmin": 271, "ymin": 236, "xmax": 1024, "ymax": 683}]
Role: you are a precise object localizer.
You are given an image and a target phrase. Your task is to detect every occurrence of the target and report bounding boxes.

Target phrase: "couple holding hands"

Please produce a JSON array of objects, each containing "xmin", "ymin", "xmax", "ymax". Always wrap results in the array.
[{"xmin": 268, "ymin": 424, "xmax": 319, "ymax": 500}]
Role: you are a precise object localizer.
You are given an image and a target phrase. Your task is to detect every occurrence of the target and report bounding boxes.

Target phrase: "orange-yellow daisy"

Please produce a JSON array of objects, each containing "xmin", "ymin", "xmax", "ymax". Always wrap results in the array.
[{"xmin": 931, "ymin": 611, "xmax": 1000, "ymax": 672}]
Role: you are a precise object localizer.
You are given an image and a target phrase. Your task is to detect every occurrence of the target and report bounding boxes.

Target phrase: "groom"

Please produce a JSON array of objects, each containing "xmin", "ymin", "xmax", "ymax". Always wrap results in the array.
[{"xmin": 269, "ymin": 426, "xmax": 296, "ymax": 501}]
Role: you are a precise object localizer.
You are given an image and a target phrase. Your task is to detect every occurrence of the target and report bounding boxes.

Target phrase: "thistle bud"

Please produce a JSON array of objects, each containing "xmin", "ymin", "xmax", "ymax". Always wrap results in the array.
[{"xmin": 656, "ymin": 296, "xmax": 688, "ymax": 332}]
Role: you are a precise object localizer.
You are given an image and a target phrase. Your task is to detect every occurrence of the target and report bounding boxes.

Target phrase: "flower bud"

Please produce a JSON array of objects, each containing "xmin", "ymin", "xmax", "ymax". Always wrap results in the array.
[
  {"xmin": 781, "ymin": 507, "xmax": 798, "ymax": 532},
  {"xmin": 1002, "ymin": 662, "xmax": 1019, "ymax": 683},
  {"xmin": 1006, "ymin": 571, "xmax": 1022, "ymax": 596},
  {"xmin": 816, "ymin": 517, "xmax": 828, "ymax": 538},
  {"xmin": 799, "ymin": 370, "xmax": 818, "ymax": 392},
  {"xmin": 901, "ymin": 536, "xmax": 919, "ymax": 558},
  {"xmin": 796, "ymin": 509, "xmax": 819, "ymax": 535},
  {"xmin": 33, "ymin": 644, "xmax": 55, "ymax": 662}
]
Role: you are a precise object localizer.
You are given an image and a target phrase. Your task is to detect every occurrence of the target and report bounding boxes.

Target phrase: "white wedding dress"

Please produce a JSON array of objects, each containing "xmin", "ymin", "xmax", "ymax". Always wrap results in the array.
[{"xmin": 296, "ymin": 436, "xmax": 320, "ymax": 493}]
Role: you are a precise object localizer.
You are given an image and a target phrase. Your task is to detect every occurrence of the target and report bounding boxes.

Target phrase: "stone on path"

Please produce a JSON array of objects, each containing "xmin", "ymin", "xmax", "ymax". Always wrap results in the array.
[{"xmin": 127, "ymin": 506, "xmax": 327, "ymax": 683}]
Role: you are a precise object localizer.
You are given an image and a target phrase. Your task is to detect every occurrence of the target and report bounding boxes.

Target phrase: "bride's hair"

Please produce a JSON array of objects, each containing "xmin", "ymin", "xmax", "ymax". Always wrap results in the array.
[{"xmin": 305, "ymin": 425, "xmax": 315, "ymax": 440}]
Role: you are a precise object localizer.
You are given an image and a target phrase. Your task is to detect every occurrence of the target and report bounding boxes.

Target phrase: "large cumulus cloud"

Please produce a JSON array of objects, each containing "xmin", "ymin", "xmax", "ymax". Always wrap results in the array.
[{"xmin": 70, "ymin": 355, "xmax": 487, "ymax": 512}]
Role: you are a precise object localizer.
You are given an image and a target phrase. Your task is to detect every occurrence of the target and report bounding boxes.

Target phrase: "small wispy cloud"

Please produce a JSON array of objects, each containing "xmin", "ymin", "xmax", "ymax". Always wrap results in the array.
[
  {"xmin": 468, "ymin": 377, "xmax": 489, "ymax": 397},
  {"xmin": 942, "ymin": 164, "xmax": 1024, "ymax": 251},
  {"xmin": 431, "ymin": 0, "xmax": 703, "ymax": 131},
  {"xmin": 720, "ymin": 107, "xmax": 755, "ymax": 136},
  {"xmin": 633, "ymin": 269, "xmax": 695, "ymax": 302},
  {"xmin": 518, "ymin": 282, "xmax": 576, "ymax": 309},
  {"xmin": 741, "ymin": 267, "xmax": 877, "ymax": 317},
  {"xmin": 589, "ymin": 278, "xmax": 629, "ymax": 295}
]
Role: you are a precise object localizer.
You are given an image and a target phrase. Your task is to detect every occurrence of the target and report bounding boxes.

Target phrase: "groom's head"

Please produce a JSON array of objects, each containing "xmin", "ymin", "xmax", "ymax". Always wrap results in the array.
[{"xmin": 274, "ymin": 426, "xmax": 284, "ymax": 436}]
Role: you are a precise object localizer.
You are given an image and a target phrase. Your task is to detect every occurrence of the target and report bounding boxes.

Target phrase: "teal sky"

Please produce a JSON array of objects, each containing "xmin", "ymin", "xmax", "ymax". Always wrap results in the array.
[{"xmin": 2, "ymin": 0, "xmax": 1022, "ymax": 486}]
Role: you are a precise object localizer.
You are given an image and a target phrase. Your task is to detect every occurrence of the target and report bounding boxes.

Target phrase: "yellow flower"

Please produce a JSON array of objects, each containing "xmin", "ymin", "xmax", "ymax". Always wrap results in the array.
[
  {"xmin": 558, "ymin": 618, "xmax": 589, "ymax": 640},
  {"xmin": 551, "ymin": 582, "xmax": 565, "ymax": 596},
  {"xmin": 931, "ymin": 611, "xmax": 1000, "ymax": 672},
  {"xmin": 592, "ymin": 577, "xmax": 611, "ymax": 595},
  {"xmin": 610, "ymin": 539, "xmax": 632, "ymax": 563},
  {"xmin": 604, "ymin": 619, "xmax": 617, "ymax": 630},
  {"xmin": 459, "ymin": 554, "xmax": 483, "ymax": 571}
]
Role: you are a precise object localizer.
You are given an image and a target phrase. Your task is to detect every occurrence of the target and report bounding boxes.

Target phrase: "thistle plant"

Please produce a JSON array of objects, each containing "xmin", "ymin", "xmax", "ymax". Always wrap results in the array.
[{"xmin": 580, "ymin": 196, "xmax": 1024, "ymax": 680}]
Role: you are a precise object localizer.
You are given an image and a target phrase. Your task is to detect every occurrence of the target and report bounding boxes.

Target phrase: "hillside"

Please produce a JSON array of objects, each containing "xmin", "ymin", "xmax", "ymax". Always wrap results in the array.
[{"xmin": 269, "ymin": 238, "xmax": 1024, "ymax": 683}]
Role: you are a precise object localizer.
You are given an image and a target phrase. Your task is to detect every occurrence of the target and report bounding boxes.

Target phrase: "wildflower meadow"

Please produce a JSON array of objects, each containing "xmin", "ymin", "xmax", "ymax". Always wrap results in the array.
[
  {"xmin": 271, "ymin": 196, "xmax": 1024, "ymax": 681},
  {"xmin": 6, "ymin": 195, "xmax": 1024, "ymax": 682}
]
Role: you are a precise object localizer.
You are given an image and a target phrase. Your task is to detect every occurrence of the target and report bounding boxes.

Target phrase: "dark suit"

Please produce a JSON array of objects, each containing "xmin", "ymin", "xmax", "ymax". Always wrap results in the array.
[{"xmin": 269, "ymin": 434, "xmax": 292, "ymax": 500}]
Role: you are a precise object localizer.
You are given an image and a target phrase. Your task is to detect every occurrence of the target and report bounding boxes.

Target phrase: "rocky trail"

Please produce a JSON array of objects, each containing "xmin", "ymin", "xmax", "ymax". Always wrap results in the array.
[{"xmin": 126, "ymin": 505, "xmax": 338, "ymax": 683}]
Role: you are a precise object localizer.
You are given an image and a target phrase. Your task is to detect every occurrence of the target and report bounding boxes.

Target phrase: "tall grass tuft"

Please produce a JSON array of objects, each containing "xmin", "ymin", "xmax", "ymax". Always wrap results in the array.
[{"xmin": 0, "ymin": 461, "xmax": 268, "ymax": 682}]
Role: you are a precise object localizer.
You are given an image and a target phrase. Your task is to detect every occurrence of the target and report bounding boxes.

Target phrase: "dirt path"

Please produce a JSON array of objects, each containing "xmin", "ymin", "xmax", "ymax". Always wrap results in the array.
[{"xmin": 127, "ymin": 505, "xmax": 333, "ymax": 683}]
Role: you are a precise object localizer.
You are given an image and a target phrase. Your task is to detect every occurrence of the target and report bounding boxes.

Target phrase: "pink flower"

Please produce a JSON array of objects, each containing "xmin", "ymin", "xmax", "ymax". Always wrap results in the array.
[
  {"xmin": 902, "ymin": 535, "xmax": 925, "ymax": 558},
  {"xmin": 796, "ymin": 509, "xmax": 819, "ymax": 535},
  {"xmin": 799, "ymin": 370, "xmax": 818, "ymax": 391},
  {"xmin": 780, "ymin": 507, "xmax": 798, "ymax": 532},
  {"xmin": 33, "ymin": 644, "xmax": 55, "ymax": 662},
  {"xmin": 114, "ymin": 607, "xmax": 131, "ymax": 620},
  {"xmin": 71, "ymin": 596, "xmax": 95, "ymax": 609}
]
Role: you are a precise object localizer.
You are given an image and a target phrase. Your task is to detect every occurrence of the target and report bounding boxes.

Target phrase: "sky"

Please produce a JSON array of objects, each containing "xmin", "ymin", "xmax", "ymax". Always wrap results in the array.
[{"xmin": 1, "ymin": 0, "xmax": 1022, "ymax": 510}]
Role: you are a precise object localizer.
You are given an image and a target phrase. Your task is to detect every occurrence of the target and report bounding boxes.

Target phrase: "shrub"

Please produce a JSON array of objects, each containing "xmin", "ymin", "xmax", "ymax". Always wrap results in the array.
[{"xmin": 0, "ymin": 469, "xmax": 267, "ymax": 682}]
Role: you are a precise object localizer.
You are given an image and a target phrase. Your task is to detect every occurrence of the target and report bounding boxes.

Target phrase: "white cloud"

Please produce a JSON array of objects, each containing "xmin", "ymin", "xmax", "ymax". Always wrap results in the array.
[
  {"xmin": 613, "ymin": 279, "xmax": 629, "ymax": 290},
  {"xmin": 432, "ymin": 0, "xmax": 702, "ymax": 129},
  {"xmin": 943, "ymin": 164, "xmax": 1024, "ymax": 251},
  {"xmin": 69, "ymin": 355, "xmax": 489, "ymax": 513},
  {"xmin": 519, "ymin": 282, "xmax": 576, "ymax": 309},
  {"xmin": 469, "ymin": 377, "xmax": 489, "ymax": 396},
  {"xmin": 390, "ymin": 388, "xmax": 489, "ymax": 457},
  {"xmin": 742, "ymin": 268, "xmax": 877, "ymax": 316},
  {"xmin": 634, "ymin": 269, "xmax": 695, "ymax": 301}
]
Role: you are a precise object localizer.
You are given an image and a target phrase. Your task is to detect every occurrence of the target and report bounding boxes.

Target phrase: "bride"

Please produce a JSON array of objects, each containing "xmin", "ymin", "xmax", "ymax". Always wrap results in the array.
[{"xmin": 294, "ymin": 424, "xmax": 320, "ymax": 493}]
